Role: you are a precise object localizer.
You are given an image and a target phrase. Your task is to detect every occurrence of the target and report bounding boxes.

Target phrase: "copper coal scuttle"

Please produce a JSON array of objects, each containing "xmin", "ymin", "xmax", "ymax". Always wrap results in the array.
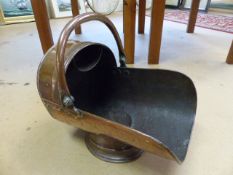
[{"xmin": 37, "ymin": 13, "xmax": 197, "ymax": 163}]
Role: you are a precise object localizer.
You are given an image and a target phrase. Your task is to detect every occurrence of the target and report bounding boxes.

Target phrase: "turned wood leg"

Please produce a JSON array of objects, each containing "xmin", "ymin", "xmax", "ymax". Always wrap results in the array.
[
  {"xmin": 71, "ymin": 0, "xmax": 82, "ymax": 34},
  {"xmin": 148, "ymin": 0, "xmax": 165, "ymax": 64},
  {"xmin": 31, "ymin": 0, "xmax": 54, "ymax": 54},
  {"xmin": 226, "ymin": 41, "xmax": 233, "ymax": 64},
  {"xmin": 123, "ymin": 0, "xmax": 136, "ymax": 64},
  {"xmin": 187, "ymin": 0, "xmax": 201, "ymax": 33},
  {"xmin": 138, "ymin": 0, "xmax": 146, "ymax": 34}
]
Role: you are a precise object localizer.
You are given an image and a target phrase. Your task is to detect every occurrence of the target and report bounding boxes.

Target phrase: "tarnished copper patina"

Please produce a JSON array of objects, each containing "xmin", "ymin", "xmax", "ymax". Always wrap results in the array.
[{"xmin": 37, "ymin": 13, "xmax": 197, "ymax": 163}]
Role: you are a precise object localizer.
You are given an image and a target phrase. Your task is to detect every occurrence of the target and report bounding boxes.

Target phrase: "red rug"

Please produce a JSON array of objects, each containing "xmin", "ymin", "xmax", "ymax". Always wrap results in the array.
[{"xmin": 148, "ymin": 9, "xmax": 233, "ymax": 34}]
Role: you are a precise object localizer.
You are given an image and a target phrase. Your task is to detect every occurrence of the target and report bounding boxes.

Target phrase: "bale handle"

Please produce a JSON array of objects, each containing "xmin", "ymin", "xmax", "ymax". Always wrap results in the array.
[{"xmin": 56, "ymin": 13, "xmax": 126, "ymax": 105}]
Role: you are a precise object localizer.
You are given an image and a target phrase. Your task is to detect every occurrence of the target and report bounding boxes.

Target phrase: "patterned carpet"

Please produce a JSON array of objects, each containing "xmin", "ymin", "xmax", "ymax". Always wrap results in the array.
[{"xmin": 147, "ymin": 9, "xmax": 233, "ymax": 34}]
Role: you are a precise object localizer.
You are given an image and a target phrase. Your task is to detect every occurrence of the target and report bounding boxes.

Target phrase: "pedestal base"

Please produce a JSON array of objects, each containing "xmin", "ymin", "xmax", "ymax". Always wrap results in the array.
[{"xmin": 85, "ymin": 133, "xmax": 143, "ymax": 163}]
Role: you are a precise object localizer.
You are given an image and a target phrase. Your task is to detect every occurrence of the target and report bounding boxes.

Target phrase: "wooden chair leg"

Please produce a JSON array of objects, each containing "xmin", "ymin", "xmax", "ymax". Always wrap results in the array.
[
  {"xmin": 187, "ymin": 0, "xmax": 201, "ymax": 33},
  {"xmin": 138, "ymin": 0, "xmax": 146, "ymax": 34},
  {"xmin": 123, "ymin": 0, "xmax": 136, "ymax": 64},
  {"xmin": 148, "ymin": 0, "xmax": 166, "ymax": 64},
  {"xmin": 123, "ymin": 1, "xmax": 126, "ymax": 34},
  {"xmin": 31, "ymin": 0, "xmax": 54, "ymax": 54},
  {"xmin": 226, "ymin": 41, "xmax": 233, "ymax": 64},
  {"xmin": 71, "ymin": 0, "xmax": 82, "ymax": 34}
]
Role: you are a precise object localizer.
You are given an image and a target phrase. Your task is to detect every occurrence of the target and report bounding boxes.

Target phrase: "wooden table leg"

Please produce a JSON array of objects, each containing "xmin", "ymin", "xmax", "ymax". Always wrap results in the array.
[
  {"xmin": 226, "ymin": 41, "xmax": 233, "ymax": 64},
  {"xmin": 71, "ymin": 0, "xmax": 82, "ymax": 34},
  {"xmin": 138, "ymin": 0, "xmax": 146, "ymax": 34},
  {"xmin": 148, "ymin": 0, "xmax": 165, "ymax": 64},
  {"xmin": 123, "ymin": 0, "xmax": 136, "ymax": 64},
  {"xmin": 187, "ymin": 0, "xmax": 201, "ymax": 33},
  {"xmin": 31, "ymin": 0, "xmax": 54, "ymax": 54}
]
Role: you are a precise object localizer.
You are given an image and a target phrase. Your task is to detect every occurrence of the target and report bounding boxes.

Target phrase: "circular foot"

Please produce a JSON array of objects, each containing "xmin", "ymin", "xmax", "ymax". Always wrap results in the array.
[{"xmin": 85, "ymin": 133, "xmax": 143, "ymax": 163}]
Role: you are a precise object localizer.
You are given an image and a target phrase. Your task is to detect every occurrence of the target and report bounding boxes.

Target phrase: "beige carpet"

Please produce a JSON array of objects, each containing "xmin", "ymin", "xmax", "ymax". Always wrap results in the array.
[{"xmin": 0, "ymin": 13, "xmax": 232, "ymax": 175}]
